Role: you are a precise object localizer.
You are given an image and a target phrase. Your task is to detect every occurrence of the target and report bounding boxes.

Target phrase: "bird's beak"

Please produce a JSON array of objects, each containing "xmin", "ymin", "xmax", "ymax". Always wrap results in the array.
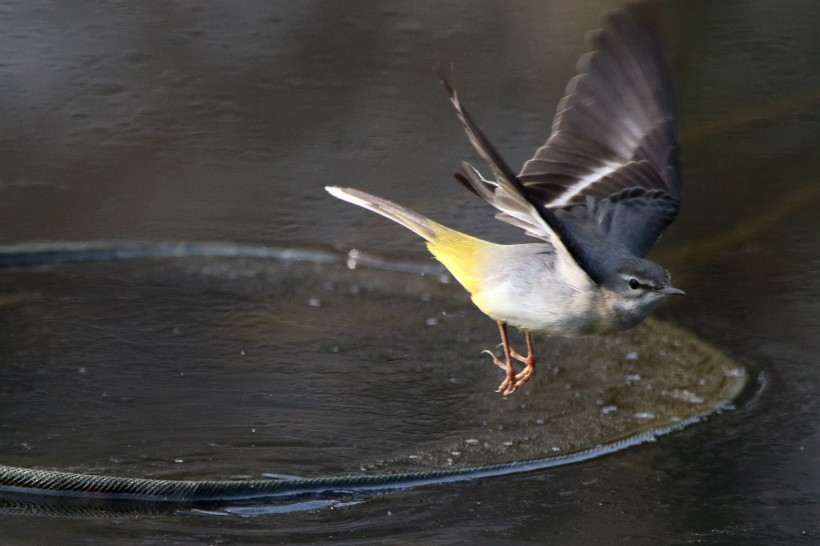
[{"xmin": 659, "ymin": 285, "xmax": 686, "ymax": 296}]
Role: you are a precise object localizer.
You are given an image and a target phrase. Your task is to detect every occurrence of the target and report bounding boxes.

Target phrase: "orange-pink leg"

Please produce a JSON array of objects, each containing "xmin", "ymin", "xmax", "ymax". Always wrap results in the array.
[{"xmin": 482, "ymin": 322, "xmax": 537, "ymax": 397}]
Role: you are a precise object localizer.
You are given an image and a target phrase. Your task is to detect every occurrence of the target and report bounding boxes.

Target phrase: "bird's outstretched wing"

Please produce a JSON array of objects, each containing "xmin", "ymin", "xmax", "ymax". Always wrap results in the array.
[{"xmin": 453, "ymin": 2, "xmax": 680, "ymax": 259}]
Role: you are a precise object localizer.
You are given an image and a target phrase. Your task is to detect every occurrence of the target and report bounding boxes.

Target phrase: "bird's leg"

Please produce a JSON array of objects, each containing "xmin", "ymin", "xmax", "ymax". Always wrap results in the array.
[
  {"xmin": 481, "ymin": 321, "xmax": 509, "ymax": 370},
  {"xmin": 481, "ymin": 321, "xmax": 518, "ymax": 396},
  {"xmin": 509, "ymin": 332, "xmax": 536, "ymax": 389}
]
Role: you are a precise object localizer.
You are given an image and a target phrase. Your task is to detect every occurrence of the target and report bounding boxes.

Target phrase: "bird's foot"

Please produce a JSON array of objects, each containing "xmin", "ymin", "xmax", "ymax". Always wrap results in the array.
[
  {"xmin": 498, "ymin": 364, "xmax": 534, "ymax": 397},
  {"xmin": 511, "ymin": 360, "xmax": 535, "ymax": 389},
  {"xmin": 510, "ymin": 348, "xmax": 536, "ymax": 380},
  {"xmin": 484, "ymin": 324, "xmax": 537, "ymax": 398},
  {"xmin": 496, "ymin": 370, "xmax": 516, "ymax": 398},
  {"xmin": 482, "ymin": 349, "xmax": 515, "ymax": 395},
  {"xmin": 483, "ymin": 348, "xmax": 535, "ymax": 398}
]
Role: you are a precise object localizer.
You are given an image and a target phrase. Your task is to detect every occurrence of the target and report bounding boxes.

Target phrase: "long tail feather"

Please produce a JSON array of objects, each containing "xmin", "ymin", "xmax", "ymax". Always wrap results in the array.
[
  {"xmin": 326, "ymin": 186, "xmax": 441, "ymax": 241},
  {"xmin": 326, "ymin": 185, "xmax": 492, "ymax": 294}
]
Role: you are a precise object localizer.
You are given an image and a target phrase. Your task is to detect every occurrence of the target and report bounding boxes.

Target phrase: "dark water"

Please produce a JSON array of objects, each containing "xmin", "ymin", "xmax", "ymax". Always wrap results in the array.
[{"xmin": 0, "ymin": 0, "xmax": 818, "ymax": 543}]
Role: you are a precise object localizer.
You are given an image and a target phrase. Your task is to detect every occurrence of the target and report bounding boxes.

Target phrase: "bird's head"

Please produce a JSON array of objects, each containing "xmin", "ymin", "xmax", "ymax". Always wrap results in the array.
[{"xmin": 603, "ymin": 257, "xmax": 684, "ymax": 313}]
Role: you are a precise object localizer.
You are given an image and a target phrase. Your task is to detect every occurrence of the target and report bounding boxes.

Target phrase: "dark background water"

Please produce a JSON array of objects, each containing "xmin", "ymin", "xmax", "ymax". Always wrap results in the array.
[{"xmin": 0, "ymin": 0, "xmax": 818, "ymax": 543}]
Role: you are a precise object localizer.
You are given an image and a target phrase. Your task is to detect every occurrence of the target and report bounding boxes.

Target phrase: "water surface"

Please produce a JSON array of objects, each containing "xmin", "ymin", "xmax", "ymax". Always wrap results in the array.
[{"xmin": 0, "ymin": 0, "xmax": 818, "ymax": 543}]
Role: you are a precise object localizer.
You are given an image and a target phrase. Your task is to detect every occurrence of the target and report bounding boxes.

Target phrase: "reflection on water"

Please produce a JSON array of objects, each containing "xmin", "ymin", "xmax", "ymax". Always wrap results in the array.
[{"xmin": 0, "ymin": 0, "xmax": 818, "ymax": 543}]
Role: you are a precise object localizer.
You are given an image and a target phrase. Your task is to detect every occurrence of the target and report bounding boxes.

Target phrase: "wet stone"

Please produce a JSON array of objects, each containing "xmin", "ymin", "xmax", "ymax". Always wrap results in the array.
[{"xmin": 0, "ymin": 253, "xmax": 747, "ymax": 478}]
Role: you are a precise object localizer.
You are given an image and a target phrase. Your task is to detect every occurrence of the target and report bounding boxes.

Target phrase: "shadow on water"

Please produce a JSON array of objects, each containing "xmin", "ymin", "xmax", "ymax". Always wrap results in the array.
[{"xmin": 0, "ymin": 0, "xmax": 818, "ymax": 544}]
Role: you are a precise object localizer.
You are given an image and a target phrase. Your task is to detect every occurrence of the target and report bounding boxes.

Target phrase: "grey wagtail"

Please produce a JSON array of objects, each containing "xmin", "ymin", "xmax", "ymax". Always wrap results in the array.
[{"xmin": 327, "ymin": 2, "xmax": 684, "ymax": 397}]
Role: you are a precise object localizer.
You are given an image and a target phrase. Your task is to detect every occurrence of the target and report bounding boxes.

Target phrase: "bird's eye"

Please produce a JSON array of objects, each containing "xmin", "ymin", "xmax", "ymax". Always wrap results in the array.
[{"xmin": 628, "ymin": 278, "xmax": 640, "ymax": 290}]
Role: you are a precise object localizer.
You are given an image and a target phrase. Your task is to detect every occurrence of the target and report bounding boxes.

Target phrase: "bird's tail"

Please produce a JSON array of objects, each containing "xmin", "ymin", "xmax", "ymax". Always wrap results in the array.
[{"xmin": 325, "ymin": 186, "xmax": 492, "ymax": 295}]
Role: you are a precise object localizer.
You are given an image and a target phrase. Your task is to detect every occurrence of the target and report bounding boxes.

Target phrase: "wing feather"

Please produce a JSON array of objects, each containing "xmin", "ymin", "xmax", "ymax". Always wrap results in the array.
[
  {"xmin": 441, "ymin": 2, "xmax": 680, "ymax": 281},
  {"xmin": 517, "ymin": 3, "xmax": 681, "ymax": 255}
]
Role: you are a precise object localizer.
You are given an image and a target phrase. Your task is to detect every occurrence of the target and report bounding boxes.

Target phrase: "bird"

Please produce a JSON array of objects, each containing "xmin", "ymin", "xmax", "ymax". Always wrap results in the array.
[{"xmin": 326, "ymin": 2, "xmax": 684, "ymax": 397}]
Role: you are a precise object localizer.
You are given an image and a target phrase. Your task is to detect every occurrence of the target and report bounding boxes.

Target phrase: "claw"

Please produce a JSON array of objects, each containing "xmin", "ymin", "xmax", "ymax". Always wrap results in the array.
[{"xmin": 482, "ymin": 349, "xmax": 507, "ymax": 371}]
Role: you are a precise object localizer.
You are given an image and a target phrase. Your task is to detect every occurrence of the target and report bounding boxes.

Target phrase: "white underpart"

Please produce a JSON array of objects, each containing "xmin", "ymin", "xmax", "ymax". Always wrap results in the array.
[{"xmin": 547, "ymin": 161, "xmax": 622, "ymax": 207}]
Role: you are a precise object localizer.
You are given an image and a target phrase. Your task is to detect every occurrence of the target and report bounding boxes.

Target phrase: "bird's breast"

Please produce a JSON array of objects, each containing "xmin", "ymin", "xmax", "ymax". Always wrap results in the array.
[{"xmin": 470, "ymin": 258, "xmax": 603, "ymax": 336}]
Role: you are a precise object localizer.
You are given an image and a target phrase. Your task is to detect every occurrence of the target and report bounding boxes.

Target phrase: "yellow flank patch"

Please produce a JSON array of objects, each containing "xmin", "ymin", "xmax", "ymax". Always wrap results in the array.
[{"xmin": 425, "ymin": 226, "xmax": 492, "ymax": 295}]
